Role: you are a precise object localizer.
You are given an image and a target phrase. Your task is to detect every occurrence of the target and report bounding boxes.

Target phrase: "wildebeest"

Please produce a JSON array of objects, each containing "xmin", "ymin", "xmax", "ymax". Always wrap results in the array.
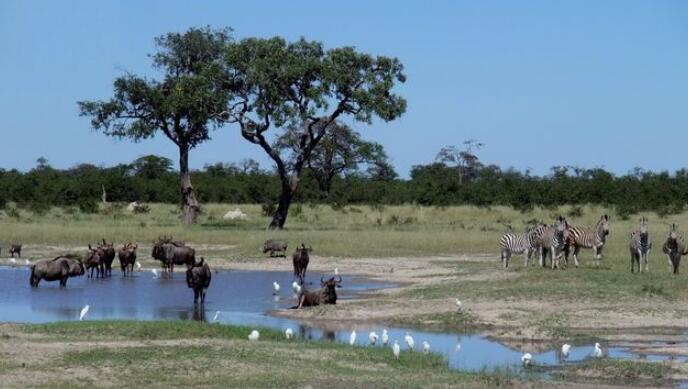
[
  {"xmin": 186, "ymin": 257, "xmax": 211, "ymax": 304},
  {"xmin": 118, "ymin": 242, "xmax": 138, "ymax": 277},
  {"xmin": 263, "ymin": 239, "xmax": 288, "ymax": 258},
  {"xmin": 97, "ymin": 239, "xmax": 116, "ymax": 277},
  {"xmin": 30, "ymin": 255, "xmax": 85, "ymax": 287},
  {"xmin": 85, "ymin": 245, "xmax": 104, "ymax": 278},
  {"xmin": 8, "ymin": 244, "xmax": 22, "ymax": 258},
  {"xmin": 292, "ymin": 243, "xmax": 311, "ymax": 285},
  {"xmin": 662, "ymin": 224, "xmax": 687, "ymax": 275},
  {"xmin": 151, "ymin": 236, "xmax": 195, "ymax": 274},
  {"xmin": 297, "ymin": 276, "xmax": 342, "ymax": 308}
]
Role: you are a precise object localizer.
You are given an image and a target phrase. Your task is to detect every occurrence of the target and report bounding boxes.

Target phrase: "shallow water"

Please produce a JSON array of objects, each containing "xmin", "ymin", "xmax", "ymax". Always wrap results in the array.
[{"xmin": 0, "ymin": 265, "xmax": 686, "ymax": 378}]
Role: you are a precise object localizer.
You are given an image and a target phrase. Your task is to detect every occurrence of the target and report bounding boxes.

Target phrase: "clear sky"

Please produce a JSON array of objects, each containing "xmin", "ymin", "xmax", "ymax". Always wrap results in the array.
[{"xmin": 1, "ymin": 1, "xmax": 686, "ymax": 177}]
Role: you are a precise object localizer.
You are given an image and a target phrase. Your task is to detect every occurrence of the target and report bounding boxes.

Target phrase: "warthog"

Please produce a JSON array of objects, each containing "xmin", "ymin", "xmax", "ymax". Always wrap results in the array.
[
  {"xmin": 186, "ymin": 258, "xmax": 211, "ymax": 304},
  {"xmin": 30, "ymin": 255, "xmax": 85, "ymax": 287},
  {"xmin": 97, "ymin": 239, "xmax": 116, "ymax": 277},
  {"xmin": 85, "ymin": 245, "xmax": 104, "ymax": 278},
  {"xmin": 297, "ymin": 276, "xmax": 342, "ymax": 308},
  {"xmin": 151, "ymin": 236, "xmax": 195, "ymax": 274},
  {"xmin": 9, "ymin": 244, "xmax": 22, "ymax": 258},
  {"xmin": 263, "ymin": 240, "xmax": 288, "ymax": 258},
  {"xmin": 292, "ymin": 243, "xmax": 311, "ymax": 285},
  {"xmin": 118, "ymin": 242, "xmax": 138, "ymax": 277}
]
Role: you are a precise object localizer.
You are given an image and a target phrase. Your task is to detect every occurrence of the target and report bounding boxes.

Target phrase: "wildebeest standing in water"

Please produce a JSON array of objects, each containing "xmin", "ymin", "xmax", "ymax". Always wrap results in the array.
[
  {"xmin": 186, "ymin": 258, "xmax": 211, "ymax": 304},
  {"xmin": 30, "ymin": 255, "xmax": 85, "ymax": 287},
  {"xmin": 297, "ymin": 276, "xmax": 342, "ymax": 308},
  {"xmin": 151, "ymin": 236, "xmax": 195, "ymax": 275},
  {"xmin": 292, "ymin": 243, "xmax": 311, "ymax": 285},
  {"xmin": 85, "ymin": 245, "xmax": 104, "ymax": 278},
  {"xmin": 263, "ymin": 239, "xmax": 288, "ymax": 257},
  {"xmin": 118, "ymin": 243, "xmax": 138, "ymax": 277},
  {"xmin": 97, "ymin": 239, "xmax": 116, "ymax": 277}
]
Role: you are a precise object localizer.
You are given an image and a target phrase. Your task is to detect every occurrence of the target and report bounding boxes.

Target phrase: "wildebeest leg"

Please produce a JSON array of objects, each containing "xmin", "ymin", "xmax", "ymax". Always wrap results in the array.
[
  {"xmin": 201, "ymin": 288, "xmax": 206, "ymax": 304},
  {"xmin": 60, "ymin": 277, "xmax": 67, "ymax": 287},
  {"xmin": 193, "ymin": 289, "xmax": 199, "ymax": 304}
]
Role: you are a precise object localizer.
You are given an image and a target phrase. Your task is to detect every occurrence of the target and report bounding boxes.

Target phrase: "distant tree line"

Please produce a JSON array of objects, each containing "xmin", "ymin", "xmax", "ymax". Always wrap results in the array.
[{"xmin": 1, "ymin": 155, "xmax": 687, "ymax": 219}]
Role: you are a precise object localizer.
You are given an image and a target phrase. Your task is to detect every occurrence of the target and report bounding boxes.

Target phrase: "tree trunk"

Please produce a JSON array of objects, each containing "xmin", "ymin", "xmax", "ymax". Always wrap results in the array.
[
  {"xmin": 268, "ymin": 176, "xmax": 297, "ymax": 230},
  {"xmin": 179, "ymin": 145, "xmax": 199, "ymax": 225}
]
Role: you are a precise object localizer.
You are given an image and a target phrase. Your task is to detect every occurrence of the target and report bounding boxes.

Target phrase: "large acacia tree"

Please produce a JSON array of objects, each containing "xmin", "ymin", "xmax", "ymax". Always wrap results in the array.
[
  {"xmin": 78, "ymin": 27, "xmax": 231, "ymax": 224},
  {"xmin": 223, "ymin": 37, "xmax": 406, "ymax": 229}
]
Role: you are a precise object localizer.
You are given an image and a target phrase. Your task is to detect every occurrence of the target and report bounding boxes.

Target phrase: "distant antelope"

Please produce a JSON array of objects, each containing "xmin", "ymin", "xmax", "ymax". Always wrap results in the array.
[
  {"xmin": 565, "ymin": 214, "xmax": 610, "ymax": 268},
  {"xmin": 499, "ymin": 224, "xmax": 546, "ymax": 268},
  {"xmin": 629, "ymin": 217, "xmax": 651, "ymax": 273},
  {"xmin": 662, "ymin": 224, "xmax": 687, "ymax": 275},
  {"xmin": 535, "ymin": 216, "xmax": 569, "ymax": 269}
]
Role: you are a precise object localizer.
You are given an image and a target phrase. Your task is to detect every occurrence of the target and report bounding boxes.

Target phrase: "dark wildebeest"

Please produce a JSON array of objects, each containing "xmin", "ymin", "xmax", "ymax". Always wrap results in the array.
[
  {"xmin": 662, "ymin": 224, "xmax": 688, "ymax": 275},
  {"xmin": 9, "ymin": 244, "xmax": 22, "ymax": 258},
  {"xmin": 97, "ymin": 239, "xmax": 116, "ymax": 277},
  {"xmin": 151, "ymin": 236, "xmax": 195, "ymax": 274},
  {"xmin": 30, "ymin": 255, "xmax": 85, "ymax": 287},
  {"xmin": 292, "ymin": 243, "xmax": 311, "ymax": 285},
  {"xmin": 186, "ymin": 257, "xmax": 211, "ymax": 304},
  {"xmin": 85, "ymin": 245, "xmax": 104, "ymax": 278},
  {"xmin": 263, "ymin": 239, "xmax": 288, "ymax": 258},
  {"xmin": 118, "ymin": 242, "xmax": 138, "ymax": 277},
  {"xmin": 297, "ymin": 276, "xmax": 342, "ymax": 308}
]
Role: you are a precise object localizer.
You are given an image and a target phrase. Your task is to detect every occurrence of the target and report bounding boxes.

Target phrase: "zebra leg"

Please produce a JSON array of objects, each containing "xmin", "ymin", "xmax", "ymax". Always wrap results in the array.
[
  {"xmin": 551, "ymin": 247, "xmax": 556, "ymax": 269},
  {"xmin": 644, "ymin": 253, "xmax": 649, "ymax": 272},
  {"xmin": 573, "ymin": 246, "xmax": 580, "ymax": 268}
]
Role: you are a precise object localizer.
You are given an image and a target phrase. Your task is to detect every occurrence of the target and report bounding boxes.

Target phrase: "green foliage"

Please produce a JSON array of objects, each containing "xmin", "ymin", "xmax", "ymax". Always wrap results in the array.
[
  {"xmin": 78, "ymin": 198, "xmax": 99, "ymax": 214},
  {"xmin": 261, "ymin": 202, "xmax": 276, "ymax": 217}
]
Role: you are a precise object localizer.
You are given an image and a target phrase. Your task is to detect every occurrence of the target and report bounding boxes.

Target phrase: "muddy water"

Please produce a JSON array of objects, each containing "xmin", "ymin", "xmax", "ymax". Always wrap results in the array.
[{"xmin": 0, "ymin": 266, "xmax": 685, "ymax": 378}]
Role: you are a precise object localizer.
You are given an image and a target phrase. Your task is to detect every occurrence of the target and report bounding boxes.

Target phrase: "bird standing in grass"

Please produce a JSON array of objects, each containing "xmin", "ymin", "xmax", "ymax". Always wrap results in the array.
[
  {"xmin": 393, "ymin": 340, "xmax": 400, "ymax": 360},
  {"xmin": 369, "ymin": 331, "xmax": 378, "ymax": 346},
  {"xmin": 456, "ymin": 298, "xmax": 462, "ymax": 311},
  {"xmin": 423, "ymin": 341, "xmax": 430, "ymax": 354},
  {"xmin": 381, "ymin": 329, "xmax": 389, "ymax": 346},
  {"xmin": 404, "ymin": 332, "xmax": 415, "ymax": 351},
  {"xmin": 273, "ymin": 281, "xmax": 280, "ymax": 295},
  {"xmin": 79, "ymin": 305, "xmax": 90, "ymax": 321},
  {"xmin": 349, "ymin": 330, "xmax": 357, "ymax": 346},
  {"xmin": 248, "ymin": 330, "xmax": 260, "ymax": 341},
  {"xmin": 593, "ymin": 343, "xmax": 603, "ymax": 358},
  {"xmin": 521, "ymin": 353, "xmax": 532, "ymax": 366},
  {"xmin": 285, "ymin": 328, "xmax": 294, "ymax": 340},
  {"xmin": 561, "ymin": 344, "xmax": 571, "ymax": 358}
]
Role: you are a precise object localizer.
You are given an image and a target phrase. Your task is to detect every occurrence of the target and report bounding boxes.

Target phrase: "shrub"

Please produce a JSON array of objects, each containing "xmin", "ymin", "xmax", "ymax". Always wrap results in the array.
[
  {"xmin": 261, "ymin": 202, "xmax": 276, "ymax": 217},
  {"xmin": 78, "ymin": 198, "xmax": 99, "ymax": 214}
]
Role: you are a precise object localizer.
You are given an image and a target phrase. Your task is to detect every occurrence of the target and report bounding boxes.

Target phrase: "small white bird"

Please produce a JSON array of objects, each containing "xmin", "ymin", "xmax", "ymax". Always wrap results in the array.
[
  {"xmin": 291, "ymin": 281, "xmax": 301, "ymax": 295},
  {"xmin": 381, "ymin": 329, "xmax": 389, "ymax": 346},
  {"xmin": 10, "ymin": 257, "xmax": 16, "ymax": 265},
  {"xmin": 423, "ymin": 341, "xmax": 430, "ymax": 354},
  {"xmin": 285, "ymin": 328, "xmax": 294, "ymax": 340},
  {"xmin": 521, "ymin": 353, "xmax": 532, "ymax": 366},
  {"xmin": 212, "ymin": 311, "xmax": 220, "ymax": 323},
  {"xmin": 369, "ymin": 331, "xmax": 378, "ymax": 346},
  {"xmin": 248, "ymin": 330, "xmax": 260, "ymax": 341},
  {"xmin": 404, "ymin": 332, "xmax": 415, "ymax": 351},
  {"xmin": 334, "ymin": 267, "xmax": 339, "ymax": 276},
  {"xmin": 593, "ymin": 343, "xmax": 603, "ymax": 358},
  {"xmin": 152, "ymin": 269, "xmax": 158, "ymax": 278},
  {"xmin": 349, "ymin": 330, "xmax": 357, "ymax": 346},
  {"xmin": 135, "ymin": 262, "xmax": 142, "ymax": 271},
  {"xmin": 561, "ymin": 344, "xmax": 571, "ymax": 358},
  {"xmin": 273, "ymin": 281, "xmax": 280, "ymax": 295},
  {"xmin": 455, "ymin": 341, "xmax": 462, "ymax": 352},
  {"xmin": 79, "ymin": 305, "xmax": 90, "ymax": 321},
  {"xmin": 24, "ymin": 259, "xmax": 30, "ymax": 266},
  {"xmin": 392, "ymin": 340, "xmax": 401, "ymax": 360},
  {"xmin": 456, "ymin": 298, "xmax": 462, "ymax": 311}
]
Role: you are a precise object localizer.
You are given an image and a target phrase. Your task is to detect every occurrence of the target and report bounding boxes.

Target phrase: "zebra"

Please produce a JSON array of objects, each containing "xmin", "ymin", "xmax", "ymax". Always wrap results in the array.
[
  {"xmin": 662, "ymin": 223, "xmax": 687, "ymax": 275},
  {"xmin": 629, "ymin": 216, "xmax": 651, "ymax": 273},
  {"xmin": 565, "ymin": 214, "xmax": 610, "ymax": 268},
  {"xmin": 499, "ymin": 224, "xmax": 546, "ymax": 268},
  {"xmin": 534, "ymin": 216, "xmax": 569, "ymax": 269}
]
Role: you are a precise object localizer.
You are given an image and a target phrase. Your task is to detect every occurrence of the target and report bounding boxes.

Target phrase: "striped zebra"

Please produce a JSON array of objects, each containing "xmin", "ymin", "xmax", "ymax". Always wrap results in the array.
[
  {"xmin": 662, "ymin": 223, "xmax": 687, "ymax": 275},
  {"xmin": 629, "ymin": 216, "xmax": 651, "ymax": 273},
  {"xmin": 565, "ymin": 214, "xmax": 610, "ymax": 268},
  {"xmin": 535, "ymin": 216, "xmax": 569, "ymax": 269},
  {"xmin": 499, "ymin": 224, "xmax": 546, "ymax": 268}
]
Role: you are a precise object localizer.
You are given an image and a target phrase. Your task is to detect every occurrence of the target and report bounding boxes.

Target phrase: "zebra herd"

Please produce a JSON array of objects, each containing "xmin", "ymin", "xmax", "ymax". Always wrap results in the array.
[{"xmin": 499, "ymin": 214, "xmax": 685, "ymax": 274}]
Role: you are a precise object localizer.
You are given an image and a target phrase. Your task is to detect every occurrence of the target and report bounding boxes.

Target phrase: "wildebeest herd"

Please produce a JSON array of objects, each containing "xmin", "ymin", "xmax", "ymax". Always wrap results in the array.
[
  {"xmin": 15, "ymin": 236, "xmax": 338, "ymax": 309},
  {"xmin": 499, "ymin": 214, "xmax": 685, "ymax": 274}
]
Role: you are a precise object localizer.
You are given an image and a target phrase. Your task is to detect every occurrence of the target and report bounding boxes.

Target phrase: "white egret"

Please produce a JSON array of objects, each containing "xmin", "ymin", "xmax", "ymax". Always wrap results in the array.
[
  {"xmin": 334, "ymin": 267, "xmax": 339, "ymax": 276},
  {"xmin": 349, "ymin": 330, "xmax": 357, "ymax": 346},
  {"xmin": 24, "ymin": 259, "xmax": 30, "ymax": 266},
  {"xmin": 456, "ymin": 298, "xmax": 462, "ymax": 311},
  {"xmin": 291, "ymin": 281, "xmax": 301, "ymax": 295},
  {"xmin": 136, "ymin": 262, "xmax": 142, "ymax": 271},
  {"xmin": 392, "ymin": 340, "xmax": 400, "ymax": 360},
  {"xmin": 423, "ymin": 341, "xmax": 430, "ymax": 354},
  {"xmin": 369, "ymin": 331, "xmax": 378, "ymax": 346},
  {"xmin": 455, "ymin": 341, "xmax": 462, "ymax": 352},
  {"xmin": 593, "ymin": 343, "xmax": 603, "ymax": 358},
  {"xmin": 381, "ymin": 329, "xmax": 389, "ymax": 346},
  {"xmin": 521, "ymin": 353, "xmax": 532, "ymax": 366},
  {"xmin": 404, "ymin": 332, "xmax": 415, "ymax": 351},
  {"xmin": 152, "ymin": 269, "xmax": 158, "ymax": 278},
  {"xmin": 79, "ymin": 305, "xmax": 90, "ymax": 321},
  {"xmin": 212, "ymin": 311, "xmax": 220, "ymax": 323},
  {"xmin": 248, "ymin": 330, "xmax": 260, "ymax": 341},
  {"xmin": 273, "ymin": 281, "xmax": 280, "ymax": 295},
  {"xmin": 561, "ymin": 344, "xmax": 571, "ymax": 358},
  {"xmin": 10, "ymin": 257, "xmax": 16, "ymax": 265},
  {"xmin": 285, "ymin": 328, "xmax": 294, "ymax": 340}
]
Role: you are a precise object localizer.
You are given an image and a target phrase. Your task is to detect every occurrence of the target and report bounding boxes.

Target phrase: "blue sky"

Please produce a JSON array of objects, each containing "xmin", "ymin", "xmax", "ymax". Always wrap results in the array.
[{"xmin": 1, "ymin": 1, "xmax": 686, "ymax": 177}]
